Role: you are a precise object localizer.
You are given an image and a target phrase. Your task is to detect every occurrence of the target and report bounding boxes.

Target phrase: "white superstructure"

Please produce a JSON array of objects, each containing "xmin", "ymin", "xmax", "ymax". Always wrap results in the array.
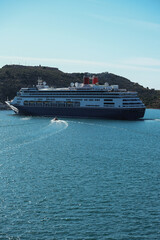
[{"xmin": 6, "ymin": 76, "xmax": 146, "ymax": 120}]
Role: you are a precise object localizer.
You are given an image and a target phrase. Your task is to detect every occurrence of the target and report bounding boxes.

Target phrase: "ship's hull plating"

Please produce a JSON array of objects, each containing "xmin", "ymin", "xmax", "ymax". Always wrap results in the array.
[{"xmin": 11, "ymin": 105, "xmax": 145, "ymax": 120}]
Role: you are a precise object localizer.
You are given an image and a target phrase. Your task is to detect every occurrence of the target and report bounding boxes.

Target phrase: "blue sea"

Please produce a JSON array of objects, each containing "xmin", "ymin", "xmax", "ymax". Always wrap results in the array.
[{"xmin": 0, "ymin": 109, "xmax": 160, "ymax": 240}]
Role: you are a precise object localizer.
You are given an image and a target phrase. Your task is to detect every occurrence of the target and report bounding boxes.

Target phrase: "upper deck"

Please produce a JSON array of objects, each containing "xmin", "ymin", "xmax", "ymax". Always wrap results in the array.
[{"xmin": 18, "ymin": 76, "xmax": 137, "ymax": 97}]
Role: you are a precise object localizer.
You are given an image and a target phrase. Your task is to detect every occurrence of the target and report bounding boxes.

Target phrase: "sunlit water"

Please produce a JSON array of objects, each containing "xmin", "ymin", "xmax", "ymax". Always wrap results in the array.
[{"xmin": 0, "ymin": 110, "xmax": 160, "ymax": 239}]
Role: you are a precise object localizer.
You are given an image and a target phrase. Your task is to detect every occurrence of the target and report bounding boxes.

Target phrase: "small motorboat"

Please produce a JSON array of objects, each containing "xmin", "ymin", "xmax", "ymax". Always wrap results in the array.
[{"xmin": 53, "ymin": 116, "xmax": 58, "ymax": 121}]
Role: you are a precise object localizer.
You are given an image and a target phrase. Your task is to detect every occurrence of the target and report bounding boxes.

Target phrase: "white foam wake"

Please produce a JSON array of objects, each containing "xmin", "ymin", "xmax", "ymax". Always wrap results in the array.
[
  {"xmin": 20, "ymin": 117, "xmax": 32, "ymax": 121},
  {"xmin": 50, "ymin": 119, "xmax": 68, "ymax": 126},
  {"xmin": 0, "ymin": 119, "xmax": 68, "ymax": 155}
]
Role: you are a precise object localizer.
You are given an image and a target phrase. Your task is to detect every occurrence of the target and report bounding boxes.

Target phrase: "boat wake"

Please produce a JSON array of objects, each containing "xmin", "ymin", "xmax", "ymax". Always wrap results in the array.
[
  {"xmin": 0, "ymin": 119, "xmax": 68, "ymax": 155},
  {"xmin": 143, "ymin": 118, "xmax": 160, "ymax": 122},
  {"xmin": 41, "ymin": 119, "xmax": 68, "ymax": 136},
  {"xmin": 50, "ymin": 118, "xmax": 68, "ymax": 125},
  {"xmin": 20, "ymin": 117, "xmax": 32, "ymax": 121}
]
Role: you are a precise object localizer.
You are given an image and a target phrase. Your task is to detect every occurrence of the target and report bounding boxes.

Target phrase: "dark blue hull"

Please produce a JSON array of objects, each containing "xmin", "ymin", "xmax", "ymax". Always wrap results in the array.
[{"xmin": 12, "ymin": 105, "xmax": 145, "ymax": 120}]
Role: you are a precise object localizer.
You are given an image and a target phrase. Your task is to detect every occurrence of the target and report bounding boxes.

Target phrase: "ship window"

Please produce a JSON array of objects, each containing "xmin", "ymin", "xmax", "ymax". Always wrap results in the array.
[
  {"xmin": 104, "ymin": 102, "xmax": 114, "ymax": 104},
  {"xmin": 74, "ymin": 102, "xmax": 80, "ymax": 107},
  {"xmin": 104, "ymin": 99, "xmax": 113, "ymax": 101},
  {"xmin": 123, "ymin": 102, "xmax": 141, "ymax": 105},
  {"xmin": 29, "ymin": 101, "xmax": 35, "ymax": 106},
  {"xmin": 43, "ymin": 101, "xmax": 49, "ymax": 106},
  {"xmin": 104, "ymin": 103, "xmax": 114, "ymax": 107},
  {"xmin": 86, "ymin": 105, "xmax": 99, "ymax": 107},
  {"xmin": 66, "ymin": 102, "xmax": 73, "ymax": 107},
  {"xmin": 57, "ymin": 101, "xmax": 66, "ymax": 107},
  {"xmin": 123, "ymin": 99, "xmax": 138, "ymax": 101},
  {"xmin": 36, "ymin": 101, "xmax": 42, "ymax": 106}
]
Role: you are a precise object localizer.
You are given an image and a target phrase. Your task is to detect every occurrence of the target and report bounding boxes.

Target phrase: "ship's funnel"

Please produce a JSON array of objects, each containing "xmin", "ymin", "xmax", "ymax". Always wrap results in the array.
[
  {"xmin": 92, "ymin": 76, "xmax": 98, "ymax": 84},
  {"xmin": 83, "ymin": 76, "xmax": 90, "ymax": 84}
]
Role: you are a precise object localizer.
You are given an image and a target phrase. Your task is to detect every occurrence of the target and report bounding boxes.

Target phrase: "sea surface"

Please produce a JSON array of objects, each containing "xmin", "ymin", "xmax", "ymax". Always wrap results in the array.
[{"xmin": 0, "ymin": 109, "xmax": 160, "ymax": 240}]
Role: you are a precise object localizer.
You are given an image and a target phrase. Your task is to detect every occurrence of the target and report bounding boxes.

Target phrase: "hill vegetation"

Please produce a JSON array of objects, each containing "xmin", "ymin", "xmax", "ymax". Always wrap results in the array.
[{"xmin": 0, "ymin": 64, "xmax": 160, "ymax": 108}]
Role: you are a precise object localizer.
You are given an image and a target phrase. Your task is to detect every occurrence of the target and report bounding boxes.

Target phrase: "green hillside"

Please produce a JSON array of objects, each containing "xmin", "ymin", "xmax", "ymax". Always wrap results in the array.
[{"xmin": 0, "ymin": 64, "xmax": 160, "ymax": 108}]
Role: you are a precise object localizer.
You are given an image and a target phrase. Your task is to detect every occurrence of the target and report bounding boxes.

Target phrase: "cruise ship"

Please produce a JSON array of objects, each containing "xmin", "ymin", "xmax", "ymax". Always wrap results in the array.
[{"xmin": 6, "ymin": 76, "xmax": 146, "ymax": 120}]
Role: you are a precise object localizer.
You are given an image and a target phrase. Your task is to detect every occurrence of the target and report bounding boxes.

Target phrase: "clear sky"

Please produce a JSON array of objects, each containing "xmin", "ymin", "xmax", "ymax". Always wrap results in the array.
[{"xmin": 0, "ymin": 0, "xmax": 160, "ymax": 89}]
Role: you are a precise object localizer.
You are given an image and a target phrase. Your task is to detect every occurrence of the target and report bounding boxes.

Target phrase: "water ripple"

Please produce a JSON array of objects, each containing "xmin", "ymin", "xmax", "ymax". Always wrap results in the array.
[{"xmin": 0, "ymin": 110, "xmax": 160, "ymax": 239}]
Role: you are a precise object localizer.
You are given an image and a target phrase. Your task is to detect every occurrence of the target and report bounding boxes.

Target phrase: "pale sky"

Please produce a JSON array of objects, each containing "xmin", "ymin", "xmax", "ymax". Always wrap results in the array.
[{"xmin": 0, "ymin": 0, "xmax": 160, "ymax": 89}]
